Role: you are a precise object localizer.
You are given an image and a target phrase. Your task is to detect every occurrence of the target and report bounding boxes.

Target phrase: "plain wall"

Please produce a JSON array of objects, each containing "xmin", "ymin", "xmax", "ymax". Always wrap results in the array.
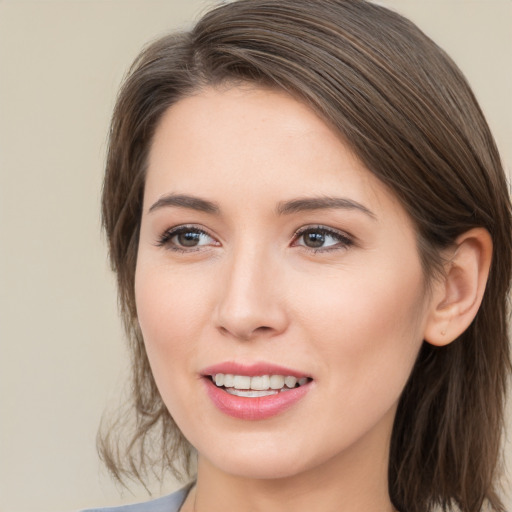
[{"xmin": 0, "ymin": 1, "xmax": 510, "ymax": 511}]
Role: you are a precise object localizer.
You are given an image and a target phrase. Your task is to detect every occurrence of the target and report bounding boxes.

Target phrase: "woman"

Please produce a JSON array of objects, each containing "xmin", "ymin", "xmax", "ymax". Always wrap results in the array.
[{"xmin": 90, "ymin": 1, "xmax": 511, "ymax": 511}]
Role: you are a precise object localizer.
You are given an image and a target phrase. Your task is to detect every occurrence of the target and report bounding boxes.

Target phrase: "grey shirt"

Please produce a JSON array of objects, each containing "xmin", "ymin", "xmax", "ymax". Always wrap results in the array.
[{"xmin": 82, "ymin": 484, "xmax": 193, "ymax": 512}]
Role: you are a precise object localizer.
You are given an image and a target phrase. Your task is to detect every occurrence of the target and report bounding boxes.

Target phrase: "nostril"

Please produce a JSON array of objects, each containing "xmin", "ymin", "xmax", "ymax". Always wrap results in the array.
[
  {"xmin": 217, "ymin": 324, "xmax": 274, "ymax": 341},
  {"xmin": 254, "ymin": 326, "xmax": 272, "ymax": 333}
]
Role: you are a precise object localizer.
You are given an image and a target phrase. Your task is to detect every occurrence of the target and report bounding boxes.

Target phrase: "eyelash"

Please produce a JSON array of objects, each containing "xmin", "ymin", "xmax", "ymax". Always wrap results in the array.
[
  {"xmin": 155, "ymin": 225, "xmax": 354, "ymax": 253},
  {"xmin": 292, "ymin": 225, "xmax": 354, "ymax": 252},
  {"xmin": 155, "ymin": 225, "xmax": 217, "ymax": 253}
]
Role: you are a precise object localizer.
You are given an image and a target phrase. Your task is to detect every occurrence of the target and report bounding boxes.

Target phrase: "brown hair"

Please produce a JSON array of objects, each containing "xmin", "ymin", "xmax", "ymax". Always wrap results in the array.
[{"xmin": 99, "ymin": 1, "xmax": 512, "ymax": 510}]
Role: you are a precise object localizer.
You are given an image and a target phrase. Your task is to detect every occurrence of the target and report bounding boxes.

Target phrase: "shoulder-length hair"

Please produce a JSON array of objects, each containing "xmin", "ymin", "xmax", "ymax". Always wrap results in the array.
[{"xmin": 99, "ymin": 1, "xmax": 512, "ymax": 511}]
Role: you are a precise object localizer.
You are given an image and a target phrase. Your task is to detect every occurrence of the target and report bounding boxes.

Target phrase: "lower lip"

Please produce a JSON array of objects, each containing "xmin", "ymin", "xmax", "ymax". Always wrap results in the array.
[{"xmin": 203, "ymin": 377, "xmax": 311, "ymax": 420}]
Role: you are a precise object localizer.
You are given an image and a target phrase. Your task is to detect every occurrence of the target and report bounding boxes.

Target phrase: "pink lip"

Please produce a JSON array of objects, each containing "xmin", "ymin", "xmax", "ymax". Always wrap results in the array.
[
  {"xmin": 200, "ymin": 361, "xmax": 312, "ymax": 421},
  {"xmin": 201, "ymin": 361, "xmax": 310, "ymax": 378}
]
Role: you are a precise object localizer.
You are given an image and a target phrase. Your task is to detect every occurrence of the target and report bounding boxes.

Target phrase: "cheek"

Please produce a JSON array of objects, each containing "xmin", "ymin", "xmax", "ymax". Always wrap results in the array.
[
  {"xmin": 296, "ymin": 258, "xmax": 427, "ymax": 393},
  {"xmin": 134, "ymin": 263, "xmax": 202, "ymax": 376},
  {"xmin": 134, "ymin": 262, "xmax": 210, "ymax": 433}
]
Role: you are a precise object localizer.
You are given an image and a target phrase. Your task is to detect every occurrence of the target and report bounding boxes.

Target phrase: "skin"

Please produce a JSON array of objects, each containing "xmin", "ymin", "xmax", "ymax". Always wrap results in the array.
[{"xmin": 135, "ymin": 85, "xmax": 442, "ymax": 512}]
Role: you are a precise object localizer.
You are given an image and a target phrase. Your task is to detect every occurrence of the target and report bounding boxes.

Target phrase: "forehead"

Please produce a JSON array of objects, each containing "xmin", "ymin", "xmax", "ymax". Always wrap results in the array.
[
  {"xmin": 145, "ymin": 85, "xmax": 405, "ymax": 222},
  {"xmin": 148, "ymin": 84, "xmax": 349, "ymax": 172}
]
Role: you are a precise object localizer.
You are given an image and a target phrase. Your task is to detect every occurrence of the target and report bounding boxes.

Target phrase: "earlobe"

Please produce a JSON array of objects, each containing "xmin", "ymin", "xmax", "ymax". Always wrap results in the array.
[{"xmin": 424, "ymin": 228, "xmax": 493, "ymax": 347}]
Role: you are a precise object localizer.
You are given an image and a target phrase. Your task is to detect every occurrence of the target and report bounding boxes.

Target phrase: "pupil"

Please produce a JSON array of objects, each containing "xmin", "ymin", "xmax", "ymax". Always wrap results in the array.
[
  {"xmin": 178, "ymin": 232, "xmax": 200, "ymax": 246},
  {"xmin": 305, "ymin": 232, "xmax": 325, "ymax": 248}
]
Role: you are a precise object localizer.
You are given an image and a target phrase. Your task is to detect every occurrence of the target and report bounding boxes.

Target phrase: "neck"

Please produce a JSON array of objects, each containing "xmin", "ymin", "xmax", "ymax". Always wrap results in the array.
[{"xmin": 186, "ymin": 411, "xmax": 396, "ymax": 512}]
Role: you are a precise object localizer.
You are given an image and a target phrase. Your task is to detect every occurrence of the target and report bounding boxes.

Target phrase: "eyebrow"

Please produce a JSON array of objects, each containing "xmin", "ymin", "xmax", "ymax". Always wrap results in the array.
[
  {"xmin": 148, "ymin": 194, "xmax": 220, "ymax": 214},
  {"xmin": 148, "ymin": 193, "xmax": 375, "ymax": 220},
  {"xmin": 276, "ymin": 196, "xmax": 376, "ymax": 219}
]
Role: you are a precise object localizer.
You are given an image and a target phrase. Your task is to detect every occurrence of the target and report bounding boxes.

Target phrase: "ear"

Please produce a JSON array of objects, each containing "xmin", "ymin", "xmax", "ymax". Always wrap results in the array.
[{"xmin": 424, "ymin": 228, "xmax": 493, "ymax": 347}]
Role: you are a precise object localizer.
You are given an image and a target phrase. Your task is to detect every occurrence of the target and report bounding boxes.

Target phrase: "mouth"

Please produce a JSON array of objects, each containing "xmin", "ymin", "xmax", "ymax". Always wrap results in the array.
[
  {"xmin": 200, "ymin": 363, "xmax": 313, "ymax": 420},
  {"xmin": 209, "ymin": 373, "xmax": 312, "ymax": 398}
]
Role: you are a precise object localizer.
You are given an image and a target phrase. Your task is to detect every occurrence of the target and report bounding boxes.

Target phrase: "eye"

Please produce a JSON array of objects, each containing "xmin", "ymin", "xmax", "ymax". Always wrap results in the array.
[
  {"xmin": 293, "ymin": 226, "xmax": 353, "ymax": 251},
  {"xmin": 156, "ymin": 225, "xmax": 219, "ymax": 251}
]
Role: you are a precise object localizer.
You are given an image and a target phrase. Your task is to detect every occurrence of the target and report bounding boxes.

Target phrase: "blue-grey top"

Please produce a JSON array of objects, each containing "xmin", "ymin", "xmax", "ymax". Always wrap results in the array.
[{"xmin": 81, "ymin": 484, "xmax": 192, "ymax": 512}]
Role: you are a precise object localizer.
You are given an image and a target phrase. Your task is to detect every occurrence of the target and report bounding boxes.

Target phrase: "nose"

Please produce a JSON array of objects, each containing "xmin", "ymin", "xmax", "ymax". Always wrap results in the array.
[{"xmin": 213, "ymin": 246, "xmax": 288, "ymax": 341}]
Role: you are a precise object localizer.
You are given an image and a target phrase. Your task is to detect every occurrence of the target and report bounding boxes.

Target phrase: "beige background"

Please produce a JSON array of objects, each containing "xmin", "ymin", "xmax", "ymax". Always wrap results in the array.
[{"xmin": 0, "ymin": 1, "xmax": 510, "ymax": 511}]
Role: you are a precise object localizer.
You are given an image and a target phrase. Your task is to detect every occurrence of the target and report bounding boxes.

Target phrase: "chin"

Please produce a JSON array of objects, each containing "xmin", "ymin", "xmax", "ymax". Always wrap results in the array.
[
  {"xmin": 209, "ymin": 452, "xmax": 310, "ymax": 480},
  {"xmin": 194, "ymin": 430, "xmax": 334, "ymax": 481}
]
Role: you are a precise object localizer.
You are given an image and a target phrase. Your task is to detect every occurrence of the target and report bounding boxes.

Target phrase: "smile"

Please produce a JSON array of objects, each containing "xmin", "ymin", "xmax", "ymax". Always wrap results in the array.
[
  {"xmin": 201, "ymin": 364, "xmax": 313, "ymax": 420},
  {"xmin": 211, "ymin": 373, "xmax": 310, "ymax": 397}
]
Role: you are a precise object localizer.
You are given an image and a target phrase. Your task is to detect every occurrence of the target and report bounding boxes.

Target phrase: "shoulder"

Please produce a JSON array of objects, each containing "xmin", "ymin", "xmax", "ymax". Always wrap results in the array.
[{"xmin": 80, "ymin": 484, "xmax": 193, "ymax": 512}]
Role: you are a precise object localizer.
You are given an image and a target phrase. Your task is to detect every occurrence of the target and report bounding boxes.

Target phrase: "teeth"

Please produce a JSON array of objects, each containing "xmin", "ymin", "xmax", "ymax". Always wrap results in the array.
[
  {"xmin": 251, "ymin": 375, "xmax": 270, "ymax": 390},
  {"xmin": 269, "ymin": 375, "xmax": 285, "ymax": 389},
  {"xmin": 211, "ymin": 373, "xmax": 310, "ymax": 392},
  {"xmin": 233, "ymin": 375, "xmax": 251, "ymax": 389},
  {"xmin": 226, "ymin": 389, "xmax": 278, "ymax": 397},
  {"xmin": 223, "ymin": 374, "xmax": 234, "ymax": 388},
  {"xmin": 284, "ymin": 376, "xmax": 297, "ymax": 388}
]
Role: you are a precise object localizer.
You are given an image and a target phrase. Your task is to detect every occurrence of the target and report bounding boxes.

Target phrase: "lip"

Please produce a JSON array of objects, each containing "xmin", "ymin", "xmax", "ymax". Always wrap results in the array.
[
  {"xmin": 200, "ymin": 361, "xmax": 312, "ymax": 421},
  {"xmin": 201, "ymin": 361, "xmax": 310, "ymax": 378}
]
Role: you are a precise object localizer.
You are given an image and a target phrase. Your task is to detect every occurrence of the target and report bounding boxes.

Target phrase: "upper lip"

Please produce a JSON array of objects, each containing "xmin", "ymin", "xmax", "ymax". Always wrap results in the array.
[{"xmin": 201, "ymin": 361, "xmax": 310, "ymax": 379}]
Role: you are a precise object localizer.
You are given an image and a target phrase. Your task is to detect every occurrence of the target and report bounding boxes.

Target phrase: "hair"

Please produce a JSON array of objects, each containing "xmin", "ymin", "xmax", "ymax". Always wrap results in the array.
[{"xmin": 98, "ymin": 1, "xmax": 512, "ymax": 511}]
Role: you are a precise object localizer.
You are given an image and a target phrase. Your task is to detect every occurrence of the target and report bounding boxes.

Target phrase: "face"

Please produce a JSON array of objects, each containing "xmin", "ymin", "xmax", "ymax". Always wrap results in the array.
[{"xmin": 135, "ymin": 85, "xmax": 434, "ymax": 480}]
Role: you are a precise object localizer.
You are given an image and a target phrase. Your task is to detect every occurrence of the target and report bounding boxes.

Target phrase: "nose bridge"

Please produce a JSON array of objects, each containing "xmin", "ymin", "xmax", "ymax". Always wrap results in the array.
[{"xmin": 215, "ymin": 239, "xmax": 287, "ymax": 340}]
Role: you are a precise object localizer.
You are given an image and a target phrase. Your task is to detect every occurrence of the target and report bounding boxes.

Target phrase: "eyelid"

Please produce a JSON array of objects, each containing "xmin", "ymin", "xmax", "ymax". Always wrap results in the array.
[
  {"xmin": 155, "ymin": 223, "xmax": 354, "ymax": 253},
  {"xmin": 292, "ymin": 225, "xmax": 354, "ymax": 251},
  {"xmin": 155, "ymin": 224, "xmax": 220, "ymax": 251}
]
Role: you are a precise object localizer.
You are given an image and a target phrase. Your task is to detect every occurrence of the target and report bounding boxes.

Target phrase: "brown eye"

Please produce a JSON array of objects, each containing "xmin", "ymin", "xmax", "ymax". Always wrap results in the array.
[
  {"xmin": 303, "ymin": 231, "xmax": 326, "ymax": 248},
  {"xmin": 294, "ymin": 227, "xmax": 353, "ymax": 251},
  {"xmin": 157, "ymin": 226, "xmax": 218, "ymax": 251},
  {"xmin": 175, "ymin": 231, "xmax": 203, "ymax": 247}
]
